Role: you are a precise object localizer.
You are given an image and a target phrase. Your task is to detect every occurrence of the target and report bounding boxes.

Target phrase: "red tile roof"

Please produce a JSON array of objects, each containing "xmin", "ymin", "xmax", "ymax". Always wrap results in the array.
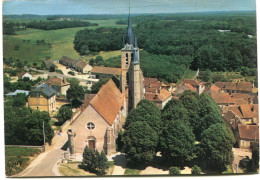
[
  {"xmin": 239, "ymin": 104, "xmax": 258, "ymax": 119},
  {"xmin": 214, "ymin": 81, "xmax": 253, "ymax": 92},
  {"xmin": 91, "ymin": 66, "xmax": 121, "ymax": 76},
  {"xmin": 46, "ymin": 77, "xmax": 70, "ymax": 87},
  {"xmin": 18, "ymin": 71, "xmax": 28, "ymax": 77},
  {"xmin": 210, "ymin": 84, "xmax": 221, "ymax": 93},
  {"xmin": 183, "ymin": 79, "xmax": 199, "ymax": 86},
  {"xmin": 184, "ymin": 83, "xmax": 197, "ymax": 91},
  {"xmin": 90, "ymin": 79, "xmax": 124, "ymax": 126},
  {"xmin": 211, "ymin": 93, "xmax": 235, "ymax": 104},
  {"xmin": 238, "ymin": 124, "xmax": 259, "ymax": 140}
]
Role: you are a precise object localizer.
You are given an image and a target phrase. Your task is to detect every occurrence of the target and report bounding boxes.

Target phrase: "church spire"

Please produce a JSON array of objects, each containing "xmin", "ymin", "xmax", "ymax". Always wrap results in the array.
[
  {"xmin": 126, "ymin": 3, "xmax": 134, "ymax": 45},
  {"xmin": 132, "ymin": 48, "xmax": 139, "ymax": 64}
]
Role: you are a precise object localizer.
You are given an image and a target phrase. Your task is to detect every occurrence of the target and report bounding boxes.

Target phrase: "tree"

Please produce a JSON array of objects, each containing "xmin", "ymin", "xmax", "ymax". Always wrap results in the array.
[
  {"xmin": 122, "ymin": 121, "xmax": 159, "ymax": 165},
  {"xmin": 66, "ymin": 83, "xmax": 85, "ymax": 101},
  {"xmin": 82, "ymin": 146, "xmax": 109, "ymax": 175},
  {"xmin": 159, "ymin": 119, "xmax": 195, "ymax": 164},
  {"xmin": 191, "ymin": 165, "xmax": 201, "ymax": 175},
  {"xmin": 169, "ymin": 167, "xmax": 180, "ymax": 175},
  {"xmin": 198, "ymin": 70, "xmax": 211, "ymax": 82},
  {"xmin": 55, "ymin": 106, "xmax": 73, "ymax": 124},
  {"xmin": 91, "ymin": 78, "xmax": 110, "ymax": 94},
  {"xmin": 12, "ymin": 93, "xmax": 27, "ymax": 107},
  {"xmin": 196, "ymin": 93, "xmax": 224, "ymax": 140},
  {"xmin": 97, "ymin": 151, "xmax": 109, "ymax": 176},
  {"xmin": 82, "ymin": 146, "xmax": 96, "ymax": 171},
  {"xmin": 161, "ymin": 99, "xmax": 190, "ymax": 126},
  {"xmin": 124, "ymin": 99, "xmax": 161, "ymax": 132},
  {"xmin": 200, "ymin": 123, "xmax": 235, "ymax": 172}
]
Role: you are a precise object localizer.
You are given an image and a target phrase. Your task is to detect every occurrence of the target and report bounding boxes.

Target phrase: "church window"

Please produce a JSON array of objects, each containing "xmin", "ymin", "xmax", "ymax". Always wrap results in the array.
[{"xmin": 86, "ymin": 122, "xmax": 95, "ymax": 130}]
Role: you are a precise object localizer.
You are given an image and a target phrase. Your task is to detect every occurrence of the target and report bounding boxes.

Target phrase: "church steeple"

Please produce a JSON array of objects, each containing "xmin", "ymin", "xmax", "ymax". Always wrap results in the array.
[
  {"xmin": 126, "ymin": 4, "xmax": 134, "ymax": 45},
  {"xmin": 132, "ymin": 48, "xmax": 139, "ymax": 64}
]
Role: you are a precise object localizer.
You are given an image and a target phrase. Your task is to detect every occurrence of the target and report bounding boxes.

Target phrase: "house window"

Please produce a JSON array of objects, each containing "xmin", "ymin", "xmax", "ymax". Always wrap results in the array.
[{"xmin": 86, "ymin": 122, "xmax": 95, "ymax": 130}]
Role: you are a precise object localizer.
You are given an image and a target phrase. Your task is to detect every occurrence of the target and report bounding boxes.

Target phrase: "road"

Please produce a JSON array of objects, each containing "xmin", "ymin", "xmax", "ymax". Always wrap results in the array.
[
  {"xmin": 29, "ymin": 68, "xmax": 88, "ymax": 81},
  {"xmin": 12, "ymin": 123, "xmax": 70, "ymax": 177}
]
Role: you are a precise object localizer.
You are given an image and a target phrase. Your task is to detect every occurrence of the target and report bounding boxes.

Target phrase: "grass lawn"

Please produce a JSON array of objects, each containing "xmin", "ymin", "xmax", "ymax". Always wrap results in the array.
[
  {"xmin": 222, "ymin": 165, "xmax": 234, "ymax": 174},
  {"xmin": 84, "ymin": 50, "xmax": 121, "ymax": 61},
  {"xmin": 5, "ymin": 146, "xmax": 42, "ymax": 176},
  {"xmin": 124, "ymin": 168, "xmax": 141, "ymax": 175},
  {"xmin": 59, "ymin": 161, "xmax": 114, "ymax": 176},
  {"xmin": 176, "ymin": 68, "xmax": 197, "ymax": 86},
  {"xmin": 3, "ymin": 19, "xmax": 125, "ymax": 66}
]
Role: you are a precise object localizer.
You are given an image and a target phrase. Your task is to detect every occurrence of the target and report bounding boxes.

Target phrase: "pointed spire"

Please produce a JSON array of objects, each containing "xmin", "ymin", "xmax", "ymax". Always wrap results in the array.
[
  {"xmin": 126, "ymin": 3, "xmax": 134, "ymax": 45},
  {"xmin": 134, "ymin": 37, "xmax": 137, "ymax": 48}
]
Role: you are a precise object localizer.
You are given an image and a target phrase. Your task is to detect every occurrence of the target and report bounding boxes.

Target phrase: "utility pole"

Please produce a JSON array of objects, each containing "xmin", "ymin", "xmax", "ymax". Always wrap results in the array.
[{"xmin": 43, "ymin": 121, "xmax": 46, "ymax": 152}]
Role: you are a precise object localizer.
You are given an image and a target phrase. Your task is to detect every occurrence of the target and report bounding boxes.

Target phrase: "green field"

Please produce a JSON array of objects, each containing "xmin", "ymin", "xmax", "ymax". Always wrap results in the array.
[{"xmin": 3, "ymin": 19, "xmax": 126, "ymax": 65}]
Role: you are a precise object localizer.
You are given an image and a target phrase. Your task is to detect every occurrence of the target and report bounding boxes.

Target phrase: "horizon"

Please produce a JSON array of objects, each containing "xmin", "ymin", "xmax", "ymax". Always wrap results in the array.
[
  {"xmin": 2, "ymin": 0, "xmax": 256, "ymax": 15},
  {"xmin": 3, "ymin": 9, "xmax": 257, "ymax": 16}
]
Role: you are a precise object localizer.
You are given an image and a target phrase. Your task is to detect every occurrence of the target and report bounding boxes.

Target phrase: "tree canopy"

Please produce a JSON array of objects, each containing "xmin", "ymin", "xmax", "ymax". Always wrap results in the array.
[
  {"xmin": 122, "ymin": 121, "xmax": 159, "ymax": 165},
  {"xmin": 200, "ymin": 123, "xmax": 235, "ymax": 172}
]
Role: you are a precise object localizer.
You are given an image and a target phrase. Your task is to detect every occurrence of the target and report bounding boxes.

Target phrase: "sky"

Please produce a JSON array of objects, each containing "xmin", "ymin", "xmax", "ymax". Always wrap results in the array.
[{"xmin": 2, "ymin": 0, "xmax": 257, "ymax": 15}]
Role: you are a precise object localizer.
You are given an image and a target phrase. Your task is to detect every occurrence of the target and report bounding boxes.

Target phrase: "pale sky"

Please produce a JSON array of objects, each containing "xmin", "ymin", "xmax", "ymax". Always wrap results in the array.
[{"xmin": 2, "ymin": 0, "xmax": 256, "ymax": 15}]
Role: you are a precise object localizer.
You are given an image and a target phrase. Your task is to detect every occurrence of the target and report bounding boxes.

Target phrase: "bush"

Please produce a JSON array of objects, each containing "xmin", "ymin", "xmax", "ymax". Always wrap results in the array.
[
  {"xmin": 191, "ymin": 165, "xmax": 201, "ymax": 175},
  {"xmin": 169, "ymin": 166, "xmax": 180, "ymax": 175},
  {"xmin": 68, "ymin": 71, "xmax": 75, "ymax": 76},
  {"xmin": 55, "ymin": 106, "xmax": 73, "ymax": 125},
  {"xmin": 56, "ymin": 69, "xmax": 63, "ymax": 74}
]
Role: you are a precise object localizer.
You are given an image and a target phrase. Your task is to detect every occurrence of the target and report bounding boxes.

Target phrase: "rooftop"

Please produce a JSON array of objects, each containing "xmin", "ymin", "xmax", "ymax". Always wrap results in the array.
[
  {"xmin": 90, "ymin": 79, "xmax": 124, "ymax": 126},
  {"xmin": 91, "ymin": 66, "xmax": 122, "ymax": 76},
  {"xmin": 238, "ymin": 124, "xmax": 259, "ymax": 140}
]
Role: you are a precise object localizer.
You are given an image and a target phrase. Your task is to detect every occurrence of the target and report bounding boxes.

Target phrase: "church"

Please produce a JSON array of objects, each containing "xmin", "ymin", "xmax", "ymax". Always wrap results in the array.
[{"xmin": 67, "ymin": 10, "xmax": 145, "ymax": 155}]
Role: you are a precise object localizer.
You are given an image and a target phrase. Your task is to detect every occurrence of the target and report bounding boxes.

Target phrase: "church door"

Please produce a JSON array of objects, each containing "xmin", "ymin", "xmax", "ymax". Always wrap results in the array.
[{"xmin": 88, "ymin": 140, "xmax": 95, "ymax": 151}]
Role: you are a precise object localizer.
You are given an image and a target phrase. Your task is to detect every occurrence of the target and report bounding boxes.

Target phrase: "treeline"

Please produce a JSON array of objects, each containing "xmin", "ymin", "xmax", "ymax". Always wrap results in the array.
[
  {"xmin": 26, "ymin": 20, "xmax": 98, "ymax": 30},
  {"xmin": 74, "ymin": 28, "xmax": 125, "ymax": 55},
  {"xmin": 74, "ymin": 15, "xmax": 256, "ymax": 82}
]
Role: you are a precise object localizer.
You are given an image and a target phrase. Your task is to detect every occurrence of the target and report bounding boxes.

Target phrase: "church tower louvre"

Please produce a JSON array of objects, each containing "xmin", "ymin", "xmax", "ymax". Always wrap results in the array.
[{"xmin": 120, "ymin": 6, "xmax": 144, "ymax": 112}]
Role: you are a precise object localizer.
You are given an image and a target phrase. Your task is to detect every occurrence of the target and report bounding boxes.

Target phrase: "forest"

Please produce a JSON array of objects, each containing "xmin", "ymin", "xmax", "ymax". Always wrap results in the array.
[
  {"xmin": 74, "ymin": 12, "xmax": 256, "ymax": 83},
  {"xmin": 26, "ymin": 20, "xmax": 98, "ymax": 30}
]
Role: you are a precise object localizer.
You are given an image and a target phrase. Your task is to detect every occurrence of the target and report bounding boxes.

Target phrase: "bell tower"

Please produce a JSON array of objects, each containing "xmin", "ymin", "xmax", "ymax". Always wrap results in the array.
[{"xmin": 120, "ymin": 6, "xmax": 144, "ymax": 112}]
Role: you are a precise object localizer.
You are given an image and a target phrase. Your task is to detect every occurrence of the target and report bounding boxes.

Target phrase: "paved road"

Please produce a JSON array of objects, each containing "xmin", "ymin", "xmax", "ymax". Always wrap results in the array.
[{"xmin": 13, "ymin": 124, "xmax": 70, "ymax": 177}]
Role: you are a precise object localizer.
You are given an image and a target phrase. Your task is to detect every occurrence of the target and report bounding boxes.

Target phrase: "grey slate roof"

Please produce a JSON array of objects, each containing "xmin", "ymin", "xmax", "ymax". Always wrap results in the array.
[
  {"xmin": 30, "ymin": 83, "xmax": 55, "ymax": 98},
  {"xmin": 132, "ymin": 48, "xmax": 139, "ymax": 64}
]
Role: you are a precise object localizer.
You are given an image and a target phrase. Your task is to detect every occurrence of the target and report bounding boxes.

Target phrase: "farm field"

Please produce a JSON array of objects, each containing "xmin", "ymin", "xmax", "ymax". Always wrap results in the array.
[{"xmin": 3, "ymin": 19, "xmax": 126, "ymax": 65}]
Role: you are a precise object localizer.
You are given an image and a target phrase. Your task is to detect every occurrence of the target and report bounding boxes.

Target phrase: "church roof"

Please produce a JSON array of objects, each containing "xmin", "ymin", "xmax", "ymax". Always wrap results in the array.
[{"xmin": 90, "ymin": 79, "xmax": 124, "ymax": 126}]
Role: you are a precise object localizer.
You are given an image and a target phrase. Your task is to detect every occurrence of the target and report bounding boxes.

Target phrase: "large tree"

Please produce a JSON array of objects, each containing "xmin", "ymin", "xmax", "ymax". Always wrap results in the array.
[
  {"xmin": 66, "ymin": 82, "xmax": 84, "ymax": 101},
  {"xmin": 159, "ymin": 119, "xmax": 196, "ymax": 164},
  {"xmin": 161, "ymin": 99, "xmax": 190, "ymax": 126},
  {"xmin": 196, "ymin": 93, "xmax": 224, "ymax": 140},
  {"xmin": 122, "ymin": 121, "xmax": 159, "ymax": 165},
  {"xmin": 200, "ymin": 123, "xmax": 235, "ymax": 172},
  {"xmin": 124, "ymin": 99, "xmax": 161, "ymax": 132}
]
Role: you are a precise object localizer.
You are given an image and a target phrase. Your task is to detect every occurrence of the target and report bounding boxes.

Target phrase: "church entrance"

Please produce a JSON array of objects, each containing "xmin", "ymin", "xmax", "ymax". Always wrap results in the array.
[
  {"xmin": 88, "ymin": 140, "xmax": 95, "ymax": 150},
  {"xmin": 87, "ymin": 136, "xmax": 96, "ymax": 151}
]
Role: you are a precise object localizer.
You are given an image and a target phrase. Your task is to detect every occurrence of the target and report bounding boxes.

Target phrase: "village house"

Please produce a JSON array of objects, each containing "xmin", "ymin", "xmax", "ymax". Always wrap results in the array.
[
  {"xmin": 90, "ymin": 66, "xmax": 121, "ymax": 79},
  {"xmin": 214, "ymin": 81, "xmax": 256, "ymax": 95},
  {"xmin": 143, "ymin": 77, "xmax": 172, "ymax": 109},
  {"xmin": 59, "ymin": 56, "xmax": 79, "ymax": 67},
  {"xmin": 235, "ymin": 124, "xmax": 259, "ymax": 149},
  {"xmin": 28, "ymin": 83, "xmax": 56, "ymax": 112},
  {"xmin": 46, "ymin": 76, "xmax": 70, "ymax": 96},
  {"xmin": 44, "ymin": 60, "xmax": 57, "ymax": 71},
  {"xmin": 175, "ymin": 79, "xmax": 205, "ymax": 95},
  {"xmin": 18, "ymin": 71, "xmax": 32, "ymax": 80},
  {"xmin": 68, "ymin": 79, "xmax": 126, "ymax": 155},
  {"xmin": 73, "ymin": 60, "xmax": 92, "ymax": 74}
]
